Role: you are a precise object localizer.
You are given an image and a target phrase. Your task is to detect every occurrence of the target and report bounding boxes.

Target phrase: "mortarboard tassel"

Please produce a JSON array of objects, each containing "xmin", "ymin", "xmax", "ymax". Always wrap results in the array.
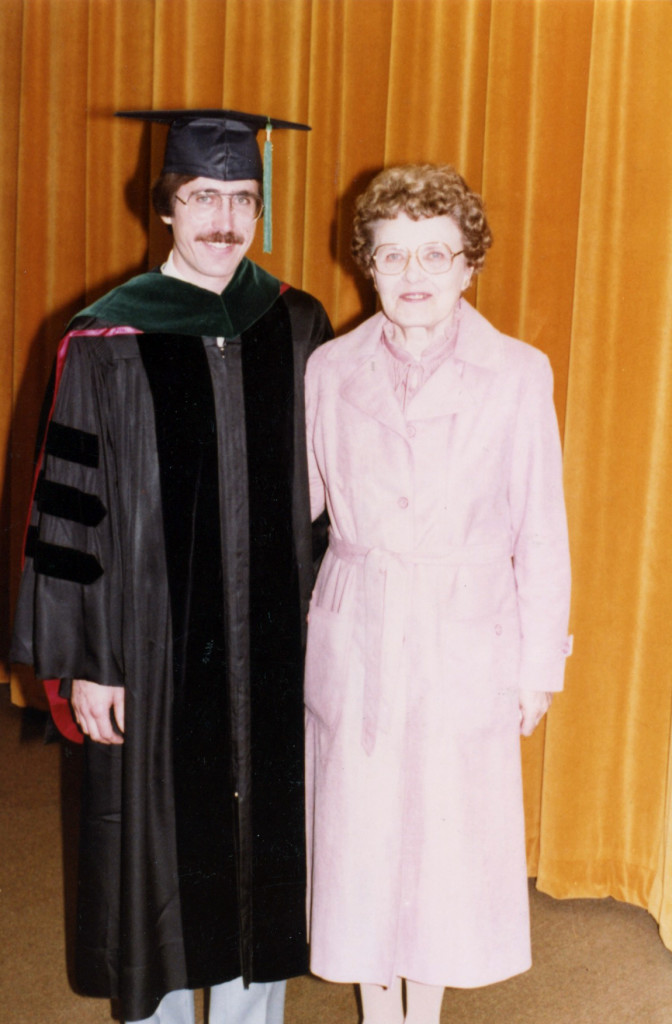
[{"xmin": 263, "ymin": 120, "xmax": 273, "ymax": 253}]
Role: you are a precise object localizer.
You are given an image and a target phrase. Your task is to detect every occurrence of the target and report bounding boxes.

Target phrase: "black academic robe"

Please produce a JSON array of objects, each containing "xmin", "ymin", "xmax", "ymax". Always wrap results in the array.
[{"xmin": 11, "ymin": 260, "xmax": 332, "ymax": 1021}]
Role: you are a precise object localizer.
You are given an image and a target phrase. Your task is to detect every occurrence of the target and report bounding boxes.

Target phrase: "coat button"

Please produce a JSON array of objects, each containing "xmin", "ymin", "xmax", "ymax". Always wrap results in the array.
[
  {"xmin": 494, "ymin": 624, "xmax": 503, "ymax": 636},
  {"xmin": 398, "ymin": 497, "xmax": 409, "ymax": 509},
  {"xmin": 407, "ymin": 424, "xmax": 416, "ymax": 438}
]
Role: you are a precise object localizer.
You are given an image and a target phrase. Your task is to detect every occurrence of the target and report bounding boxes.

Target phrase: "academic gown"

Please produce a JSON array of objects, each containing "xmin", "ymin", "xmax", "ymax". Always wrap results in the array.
[{"xmin": 11, "ymin": 260, "xmax": 332, "ymax": 1022}]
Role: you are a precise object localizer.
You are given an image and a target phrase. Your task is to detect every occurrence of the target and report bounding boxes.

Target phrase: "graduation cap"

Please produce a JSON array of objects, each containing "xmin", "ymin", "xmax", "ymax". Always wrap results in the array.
[{"xmin": 116, "ymin": 108, "xmax": 311, "ymax": 252}]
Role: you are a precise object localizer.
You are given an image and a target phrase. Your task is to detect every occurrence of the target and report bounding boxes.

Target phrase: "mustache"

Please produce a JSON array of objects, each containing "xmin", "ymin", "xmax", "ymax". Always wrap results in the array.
[{"xmin": 196, "ymin": 231, "xmax": 245, "ymax": 245}]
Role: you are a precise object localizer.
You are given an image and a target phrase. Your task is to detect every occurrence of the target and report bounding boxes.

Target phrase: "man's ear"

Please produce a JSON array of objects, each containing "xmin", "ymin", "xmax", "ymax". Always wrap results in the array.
[{"xmin": 160, "ymin": 215, "xmax": 173, "ymax": 227}]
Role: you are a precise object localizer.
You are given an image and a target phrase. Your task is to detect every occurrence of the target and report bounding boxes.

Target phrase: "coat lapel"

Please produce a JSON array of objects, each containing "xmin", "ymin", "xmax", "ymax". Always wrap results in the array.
[
  {"xmin": 404, "ymin": 355, "xmax": 473, "ymax": 419},
  {"xmin": 338, "ymin": 314, "xmax": 409, "ymax": 437},
  {"xmin": 338, "ymin": 302, "xmax": 506, "ymax": 429},
  {"xmin": 406, "ymin": 301, "xmax": 506, "ymax": 419}
]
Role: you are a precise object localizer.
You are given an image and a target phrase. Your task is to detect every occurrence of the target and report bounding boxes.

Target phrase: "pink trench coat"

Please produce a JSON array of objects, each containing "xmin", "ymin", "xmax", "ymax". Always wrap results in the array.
[{"xmin": 304, "ymin": 301, "xmax": 571, "ymax": 989}]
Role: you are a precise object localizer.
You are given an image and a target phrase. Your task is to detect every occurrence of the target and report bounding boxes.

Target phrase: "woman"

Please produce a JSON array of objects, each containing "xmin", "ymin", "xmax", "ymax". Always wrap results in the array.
[{"xmin": 304, "ymin": 165, "xmax": 571, "ymax": 1024}]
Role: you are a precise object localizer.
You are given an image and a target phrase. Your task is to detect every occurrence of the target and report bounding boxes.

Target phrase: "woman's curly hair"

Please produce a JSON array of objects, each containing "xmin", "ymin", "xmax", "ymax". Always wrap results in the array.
[{"xmin": 351, "ymin": 164, "xmax": 492, "ymax": 276}]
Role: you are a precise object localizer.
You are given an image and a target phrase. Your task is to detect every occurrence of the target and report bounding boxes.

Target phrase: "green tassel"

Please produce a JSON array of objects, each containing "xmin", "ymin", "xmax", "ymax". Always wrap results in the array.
[{"xmin": 263, "ymin": 119, "xmax": 273, "ymax": 253}]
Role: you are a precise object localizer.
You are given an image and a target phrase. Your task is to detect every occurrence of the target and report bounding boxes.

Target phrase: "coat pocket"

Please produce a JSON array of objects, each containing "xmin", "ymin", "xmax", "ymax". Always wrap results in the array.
[{"xmin": 304, "ymin": 601, "xmax": 353, "ymax": 732}]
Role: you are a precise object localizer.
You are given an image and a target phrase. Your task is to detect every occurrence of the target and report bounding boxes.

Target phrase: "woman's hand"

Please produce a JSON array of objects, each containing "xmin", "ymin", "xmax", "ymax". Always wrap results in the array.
[
  {"xmin": 71, "ymin": 679, "xmax": 125, "ymax": 744},
  {"xmin": 518, "ymin": 689, "xmax": 553, "ymax": 737}
]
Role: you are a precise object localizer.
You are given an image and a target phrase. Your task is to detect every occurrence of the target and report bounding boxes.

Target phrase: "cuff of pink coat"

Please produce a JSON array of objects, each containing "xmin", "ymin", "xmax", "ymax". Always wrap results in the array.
[{"xmin": 518, "ymin": 634, "xmax": 573, "ymax": 692}]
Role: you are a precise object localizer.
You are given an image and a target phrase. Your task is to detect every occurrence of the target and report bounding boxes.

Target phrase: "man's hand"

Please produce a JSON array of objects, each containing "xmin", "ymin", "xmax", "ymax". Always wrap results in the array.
[
  {"xmin": 519, "ymin": 689, "xmax": 553, "ymax": 737},
  {"xmin": 71, "ymin": 679, "xmax": 125, "ymax": 744}
]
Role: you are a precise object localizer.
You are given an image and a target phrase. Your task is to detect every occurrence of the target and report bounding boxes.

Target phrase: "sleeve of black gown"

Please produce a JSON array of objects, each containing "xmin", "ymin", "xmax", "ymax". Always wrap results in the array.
[
  {"xmin": 290, "ymin": 290, "xmax": 333, "ymax": 567},
  {"xmin": 281, "ymin": 289, "xmax": 333, "ymax": 634},
  {"xmin": 10, "ymin": 332, "xmax": 124, "ymax": 688}
]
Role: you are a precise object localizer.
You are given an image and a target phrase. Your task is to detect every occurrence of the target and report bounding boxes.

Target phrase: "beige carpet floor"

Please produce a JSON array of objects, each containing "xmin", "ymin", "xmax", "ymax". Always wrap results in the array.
[{"xmin": 1, "ymin": 683, "xmax": 671, "ymax": 1024}]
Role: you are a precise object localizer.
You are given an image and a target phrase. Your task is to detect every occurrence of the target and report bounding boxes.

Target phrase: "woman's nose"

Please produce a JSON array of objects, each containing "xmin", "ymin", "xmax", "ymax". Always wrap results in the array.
[{"xmin": 403, "ymin": 252, "xmax": 424, "ymax": 280}]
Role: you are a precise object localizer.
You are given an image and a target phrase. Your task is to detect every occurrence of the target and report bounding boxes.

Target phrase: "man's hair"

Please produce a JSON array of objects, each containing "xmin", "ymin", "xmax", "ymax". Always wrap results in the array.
[
  {"xmin": 151, "ymin": 173, "xmax": 197, "ymax": 217},
  {"xmin": 351, "ymin": 164, "xmax": 493, "ymax": 276}
]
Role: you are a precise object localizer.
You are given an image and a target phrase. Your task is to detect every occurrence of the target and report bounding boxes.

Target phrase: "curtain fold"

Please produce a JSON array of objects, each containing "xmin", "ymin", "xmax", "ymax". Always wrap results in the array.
[
  {"xmin": 3, "ymin": 0, "xmax": 672, "ymax": 957},
  {"xmin": 0, "ymin": 0, "xmax": 23, "ymax": 699},
  {"xmin": 536, "ymin": 0, "xmax": 672, "ymax": 918}
]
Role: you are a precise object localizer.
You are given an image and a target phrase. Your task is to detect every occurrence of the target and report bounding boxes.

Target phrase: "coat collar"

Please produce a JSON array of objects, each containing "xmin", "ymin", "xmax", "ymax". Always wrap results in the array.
[{"xmin": 338, "ymin": 301, "xmax": 505, "ymax": 432}]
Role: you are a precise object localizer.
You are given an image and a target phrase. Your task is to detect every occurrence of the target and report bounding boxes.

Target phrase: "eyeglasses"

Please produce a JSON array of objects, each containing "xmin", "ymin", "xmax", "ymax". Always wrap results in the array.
[
  {"xmin": 371, "ymin": 242, "xmax": 465, "ymax": 275},
  {"xmin": 174, "ymin": 189, "xmax": 264, "ymax": 221}
]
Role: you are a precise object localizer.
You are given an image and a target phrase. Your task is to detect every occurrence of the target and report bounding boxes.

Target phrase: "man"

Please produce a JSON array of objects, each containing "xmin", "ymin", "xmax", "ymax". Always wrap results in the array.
[{"xmin": 11, "ymin": 109, "xmax": 332, "ymax": 1024}]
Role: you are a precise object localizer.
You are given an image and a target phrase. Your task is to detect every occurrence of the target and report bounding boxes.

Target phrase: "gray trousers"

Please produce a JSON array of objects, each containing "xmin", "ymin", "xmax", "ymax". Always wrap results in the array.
[{"xmin": 127, "ymin": 978, "xmax": 287, "ymax": 1024}]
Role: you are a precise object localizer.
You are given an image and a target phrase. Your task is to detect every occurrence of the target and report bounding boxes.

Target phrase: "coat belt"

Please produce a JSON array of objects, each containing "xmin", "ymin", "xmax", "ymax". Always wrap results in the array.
[{"xmin": 327, "ymin": 534, "xmax": 512, "ymax": 755}]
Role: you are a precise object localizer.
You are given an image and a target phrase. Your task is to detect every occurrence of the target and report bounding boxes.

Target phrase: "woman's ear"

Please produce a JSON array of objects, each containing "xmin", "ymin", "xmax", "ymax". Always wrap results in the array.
[{"xmin": 462, "ymin": 266, "xmax": 474, "ymax": 292}]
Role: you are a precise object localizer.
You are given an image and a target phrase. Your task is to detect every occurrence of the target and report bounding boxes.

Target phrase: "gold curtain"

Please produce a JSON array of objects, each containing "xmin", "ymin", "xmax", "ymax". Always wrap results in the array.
[{"xmin": 3, "ymin": 0, "xmax": 672, "ymax": 954}]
